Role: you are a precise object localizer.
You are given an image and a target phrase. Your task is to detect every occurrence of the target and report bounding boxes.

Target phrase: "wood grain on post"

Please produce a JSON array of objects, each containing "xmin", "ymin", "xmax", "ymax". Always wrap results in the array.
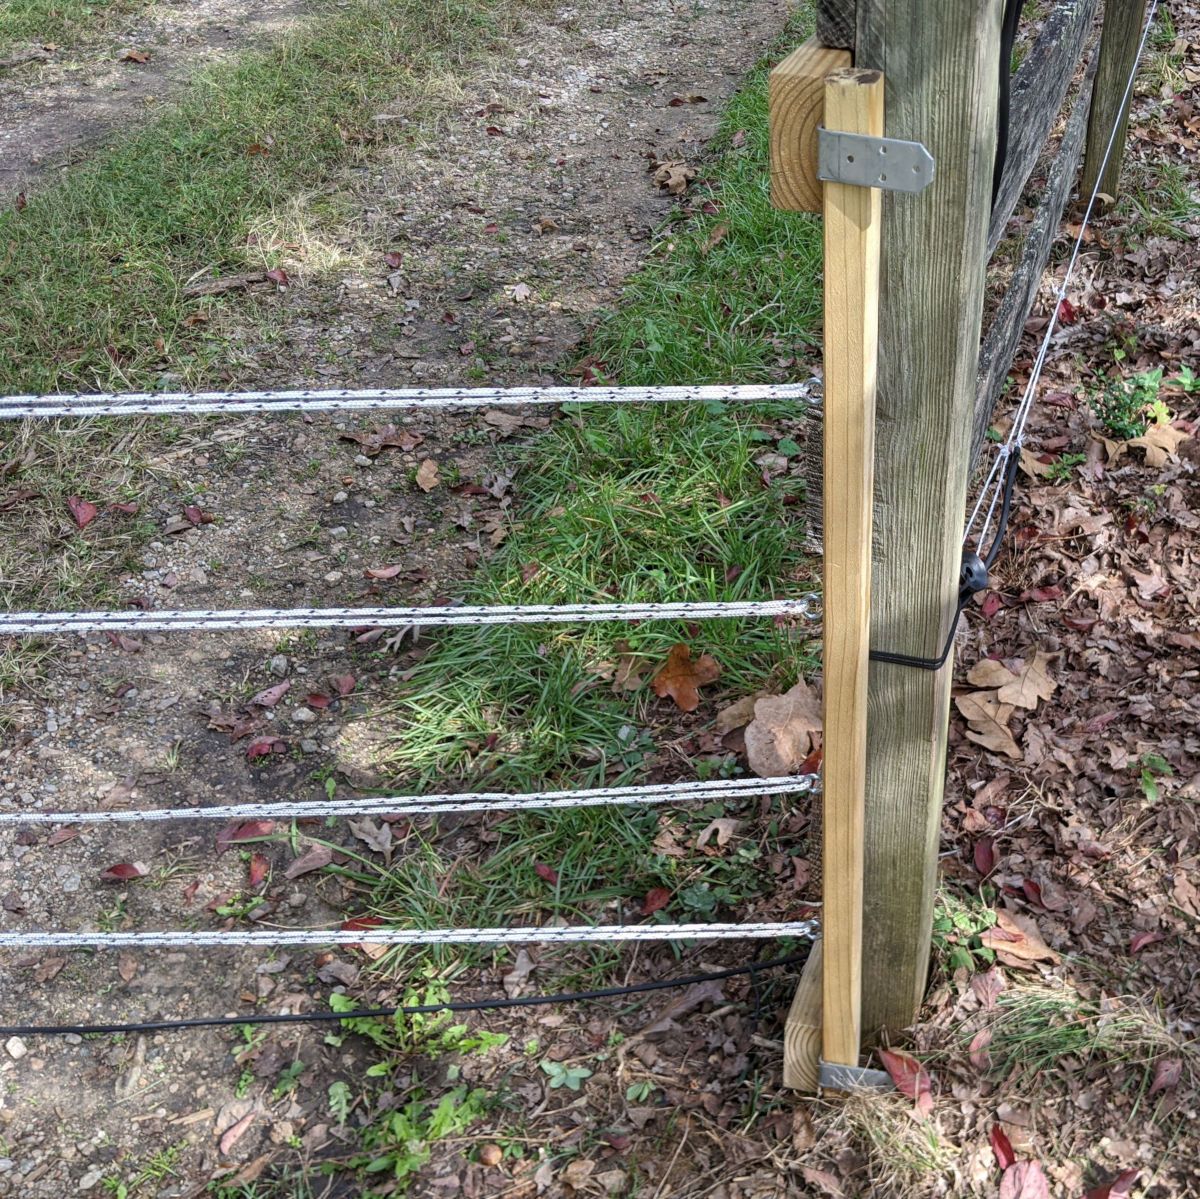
[
  {"xmin": 1082, "ymin": 0, "xmax": 1148, "ymax": 202},
  {"xmin": 817, "ymin": 0, "xmax": 857, "ymax": 50},
  {"xmin": 818, "ymin": 66, "xmax": 884, "ymax": 1071},
  {"xmin": 769, "ymin": 39, "xmax": 853, "ymax": 213},
  {"xmin": 783, "ymin": 940, "xmax": 824, "ymax": 1090},
  {"xmin": 855, "ymin": 0, "xmax": 1002, "ymax": 1040}
]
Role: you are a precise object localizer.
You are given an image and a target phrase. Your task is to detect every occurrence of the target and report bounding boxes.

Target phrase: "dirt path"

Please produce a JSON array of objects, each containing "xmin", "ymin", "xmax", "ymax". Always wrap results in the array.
[
  {"xmin": 0, "ymin": 0, "xmax": 307, "ymax": 201},
  {"xmin": 0, "ymin": 1, "xmax": 797, "ymax": 1194}
]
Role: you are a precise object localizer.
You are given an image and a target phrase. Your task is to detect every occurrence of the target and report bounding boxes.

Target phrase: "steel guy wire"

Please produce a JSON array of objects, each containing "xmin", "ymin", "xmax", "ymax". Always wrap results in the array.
[
  {"xmin": 0, "ymin": 382, "xmax": 818, "ymax": 420},
  {"xmin": 965, "ymin": 0, "xmax": 1161, "ymax": 553},
  {"xmin": 0, "ymin": 774, "xmax": 818, "ymax": 826},
  {"xmin": 0, "ymin": 922, "xmax": 820, "ymax": 950}
]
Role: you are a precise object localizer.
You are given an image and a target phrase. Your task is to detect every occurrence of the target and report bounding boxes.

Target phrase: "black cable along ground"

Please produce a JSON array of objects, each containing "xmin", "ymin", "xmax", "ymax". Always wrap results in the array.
[{"xmin": 0, "ymin": 950, "xmax": 808, "ymax": 1038}]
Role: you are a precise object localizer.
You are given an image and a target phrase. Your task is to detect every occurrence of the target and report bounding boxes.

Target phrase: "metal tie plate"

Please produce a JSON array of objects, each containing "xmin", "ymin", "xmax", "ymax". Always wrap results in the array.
[{"xmin": 817, "ymin": 129, "xmax": 935, "ymax": 193}]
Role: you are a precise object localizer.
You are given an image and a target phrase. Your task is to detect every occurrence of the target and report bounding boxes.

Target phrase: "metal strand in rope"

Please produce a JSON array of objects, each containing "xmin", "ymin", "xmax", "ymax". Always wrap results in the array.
[
  {"xmin": 0, "ymin": 922, "xmax": 820, "ymax": 950},
  {"xmin": 0, "ymin": 382, "xmax": 818, "ymax": 421},
  {"xmin": 0, "ymin": 774, "xmax": 818, "ymax": 827},
  {"xmin": 0, "ymin": 597, "xmax": 816, "ymax": 636}
]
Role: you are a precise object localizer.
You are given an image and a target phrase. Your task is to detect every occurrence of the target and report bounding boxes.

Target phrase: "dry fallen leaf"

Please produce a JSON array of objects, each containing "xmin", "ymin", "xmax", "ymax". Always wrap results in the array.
[
  {"xmin": 652, "ymin": 160, "xmax": 696, "ymax": 194},
  {"xmin": 1127, "ymin": 422, "xmax": 1190, "ymax": 468},
  {"xmin": 744, "ymin": 680, "xmax": 822, "ymax": 777},
  {"xmin": 651, "ymin": 643, "xmax": 720, "ymax": 712},
  {"xmin": 956, "ymin": 690, "xmax": 1021, "ymax": 759},
  {"xmin": 697, "ymin": 817, "xmax": 741, "ymax": 849},
  {"xmin": 979, "ymin": 909, "xmax": 1060, "ymax": 968},
  {"xmin": 970, "ymin": 651, "xmax": 1057, "ymax": 710},
  {"xmin": 415, "ymin": 459, "xmax": 440, "ymax": 492},
  {"xmin": 714, "ymin": 693, "xmax": 760, "ymax": 735}
]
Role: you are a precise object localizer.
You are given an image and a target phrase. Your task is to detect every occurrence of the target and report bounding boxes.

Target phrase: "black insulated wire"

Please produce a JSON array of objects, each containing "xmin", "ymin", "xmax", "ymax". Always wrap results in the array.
[{"xmin": 0, "ymin": 951, "xmax": 808, "ymax": 1038}]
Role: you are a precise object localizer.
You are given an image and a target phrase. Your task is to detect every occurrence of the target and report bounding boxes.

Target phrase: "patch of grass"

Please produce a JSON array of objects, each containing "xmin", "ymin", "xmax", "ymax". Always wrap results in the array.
[
  {"xmin": 1122, "ymin": 161, "xmax": 1200, "ymax": 239},
  {"xmin": 0, "ymin": 0, "xmax": 146, "ymax": 54},
  {"xmin": 981, "ymin": 982, "xmax": 1181, "ymax": 1090},
  {"xmin": 839, "ymin": 1092, "xmax": 958, "ymax": 1188},
  {"xmin": 366, "ymin": 11, "xmax": 821, "ymax": 966},
  {"xmin": 0, "ymin": 0, "xmax": 536, "ymax": 395}
]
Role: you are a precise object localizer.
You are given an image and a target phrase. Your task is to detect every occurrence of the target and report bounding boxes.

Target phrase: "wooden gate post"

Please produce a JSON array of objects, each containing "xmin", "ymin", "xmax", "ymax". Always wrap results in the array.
[
  {"xmin": 1082, "ymin": 0, "xmax": 1149, "ymax": 201},
  {"xmin": 854, "ymin": 0, "xmax": 1003, "ymax": 1041}
]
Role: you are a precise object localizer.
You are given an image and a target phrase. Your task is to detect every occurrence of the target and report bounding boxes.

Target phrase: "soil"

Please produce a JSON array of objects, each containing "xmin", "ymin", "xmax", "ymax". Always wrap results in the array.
[
  {"xmin": 0, "ymin": 0, "xmax": 308, "ymax": 202},
  {"xmin": 0, "ymin": 0, "xmax": 805, "ymax": 1194}
]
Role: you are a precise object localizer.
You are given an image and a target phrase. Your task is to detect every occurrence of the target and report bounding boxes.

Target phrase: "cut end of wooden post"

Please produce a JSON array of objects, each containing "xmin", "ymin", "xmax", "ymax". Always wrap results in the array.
[
  {"xmin": 783, "ymin": 940, "xmax": 823, "ymax": 1091},
  {"xmin": 769, "ymin": 39, "xmax": 853, "ymax": 213}
]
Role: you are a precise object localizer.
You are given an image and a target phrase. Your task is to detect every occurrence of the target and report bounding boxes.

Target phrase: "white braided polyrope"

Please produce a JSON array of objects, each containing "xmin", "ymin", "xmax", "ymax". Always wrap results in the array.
[
  {"xmin": 0, "ymin": 774, "xmax": 817, "ymax": 826},
  {"xmin": 0, "ymin": 597, "xmax": 816, "ymax": 636},
  {"xmin": 0, "ymin": 382, "xmax": 818, "ymax": 421},
  {"xmin": 964, "ymin": 0, "xmax": 1161, "ymax": 551},
  {"xmin": 0, "ymin": 922, "xmax": 820, "ymax": 949}
]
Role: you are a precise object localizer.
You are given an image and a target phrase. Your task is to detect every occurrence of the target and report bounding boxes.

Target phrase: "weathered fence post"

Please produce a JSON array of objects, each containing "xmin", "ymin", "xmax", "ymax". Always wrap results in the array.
[
  {"xmin": 854, "ymin": 0, "xmax": 1002, "ymax": 1041},
  {"xmin": 1082, "ymin": 0, "xmax": 1149, "ymax": 201}
]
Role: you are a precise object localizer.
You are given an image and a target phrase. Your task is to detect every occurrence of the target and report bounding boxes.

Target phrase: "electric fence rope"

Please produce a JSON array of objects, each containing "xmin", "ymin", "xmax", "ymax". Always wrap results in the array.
[
  {"xmin": 0, "ymin": 597, "xmax": 816, "ymax": 636},
  {"xmin": 964, "ymin": 0, "xmax": 1162, "ymax": 556},
  {"xmin": 0, "ymin": 774, "xmax": 816, "ymax": 826},
  {"xmin": 0, "ymin": 922, "xmax": 820, "ymax": 950},
  {"xmin": 0, "ymin": 381, "xmax": 817, "ymax": 420}
]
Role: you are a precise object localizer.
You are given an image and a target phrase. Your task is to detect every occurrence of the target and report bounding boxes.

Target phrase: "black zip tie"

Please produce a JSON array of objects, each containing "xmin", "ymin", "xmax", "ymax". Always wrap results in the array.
[
  {"xmin": 868, "ymin": 447, "xmax": 1021, "ymax": 672},
  {"xmin": 0, "ymin": 950, "xmax": 808, "ymax": 1038}
]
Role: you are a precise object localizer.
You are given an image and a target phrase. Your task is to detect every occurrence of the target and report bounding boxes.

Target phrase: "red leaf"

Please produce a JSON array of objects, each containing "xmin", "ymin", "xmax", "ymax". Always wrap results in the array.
[
  {"xmin": 247, "ymin": 852, "xmax": 270, "ymax": 889},
  {"xmin": 384, "ymin": 251, "xmax": 403, "ymax": 268},
  {"xmin": 332, "ymin": 674, "xmax": 356, "ymax": 697},
  {"xmin": 1149, "ymin": 1057, "xmax": 1182, "ymax": 1096},
  {"xmin": 67, "ymin": 496, "xmax": 99, "ymax": 529},
  {"xmin": 285, "ymin": 843, "xmax": 333, "ymax": 879},
  {"xmin": 1056, "ymin": 297, "xmax": 1078, "ymax": 325},
  {"xmin": 981, "ymin": 592, "xmax": 1004, "ymax": 620},
  {"xmin": 973, "ymin": 836, "xmax": 995, "ymax": 875},
  {"xmin": 246, "ymin": 736, "xmax": 286, "ymax": 761},
  {"xmin": 100, "ymin": 862, "xmax": 147, "ymax": 882},
  {"xmin": 108, "ymin": 501, "xmax": 139, "ymax": 516},
  {"xmin": 641, "ymin": 886, "xmax": 671, "ymax": 916},
  {"xmin": 1022, "ymin": 878, "xmax": 1043, "ymax": 906},
  {"xmin": 183, "ymin": 504, "xmax": 214, "ymax": 526},
  {"xmin": 265, "ymin": 268, "xmax": 290, "ymax": 286},
  {"xmin": 1085, "ymin": 1169, "xmax": 1140, "ymax": 1199},
  {"xmin": 1129, "ymin": 930, "xmax": 1164, "ymax": 954},
  {"xmin": 534, "ymin": 863, "xmax": 558, "ymax": 885},
  {"xmin": 799, "ymin": 746, "xmax": 824, "ymax": 775},
  {"xmin": 364, "ymin": 564, "xmax": 406, "ymax": 580},
  {"xmin": 999, "ymin": 1161, "xmax": 1049, "ymax": 1199},
  {"xmin": 306, "ymin": 692, "xmax": 331, "ymax": 709},
  {"xmin": 990, "ymin": 1123, "xmax": 1015, "ymax": 1169},
  {"xmin": 341, "ymin": 915, "xmax": 385, "ymax": 933},
  {"xmin": 182, "ymin": 878, "xmax": 200, "ymax": 905},
  {"xmin": 249, "ymin": 681, "xmax": 290, "ymax": 708},
  {"xmin": 217, "ymin": 820, "xmax": 276, "ymax": 853},
  {"xmin": 877, "ymin": 1048, "xmax": 933, "ymax": 1118},
  {"xmin": 47, "ymin": 825, "xmax": 81, "ymax": 847}
]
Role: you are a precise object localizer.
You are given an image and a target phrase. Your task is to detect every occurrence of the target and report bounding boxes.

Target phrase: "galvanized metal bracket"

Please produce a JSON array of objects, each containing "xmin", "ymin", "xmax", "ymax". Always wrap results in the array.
[
  {"xmin": 818, "ymin": 1060, "xmax": 895, "ymax": 1091},
  {"xmin": 817, "ymin": 129, "xmax": 935, "ymax": 193}
]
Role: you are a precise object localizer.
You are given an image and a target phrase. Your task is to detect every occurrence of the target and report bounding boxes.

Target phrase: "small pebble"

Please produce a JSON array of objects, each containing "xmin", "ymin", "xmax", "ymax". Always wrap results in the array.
[
  {"xmin": 291, "ymin": 708, "xmax": 317, "ymax": 725},
  {"xmin": 269, "ymin": 655, "xmax": 289, "ymax": 678},
  {"xmin": 353, "ymin": 454, "xmax": 373, "ymax": 468},
  {"xmin": 329, "ymin": 526, "xmax": 348, "ymax": 540},
  {"xmin": 4, "ymin": 1038, "xmax": 26, "ymax": 1061},
  {"xmin": 332, "ymin": 491, "xmax": 348, "ymax": 504},
  {"xmin": 324, "ymin": 571, "xmax": 343, "ymax": 584},
  {"xmin": 300, "ymin": 739, "xmax": 319, "ymax": 754}
]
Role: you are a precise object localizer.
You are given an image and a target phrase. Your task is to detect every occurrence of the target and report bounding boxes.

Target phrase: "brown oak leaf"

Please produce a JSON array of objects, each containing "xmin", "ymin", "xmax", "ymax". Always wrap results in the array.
[{"xmin": 651, "ymin": 644, "xmax": 720, "ymax": 712}]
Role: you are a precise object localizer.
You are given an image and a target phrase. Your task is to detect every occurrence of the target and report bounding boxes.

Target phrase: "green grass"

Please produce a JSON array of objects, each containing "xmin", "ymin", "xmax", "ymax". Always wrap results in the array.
[
  {"xmin": 0, "ymin": 0, "xmax": 147, "ymax": 53},
  {"xmin": 0, "ymin": 0, "xmax": 533, "ymax": 395},
  {"xmin": 366, "ymin": 13, "xmax": 822, "ymax": 945}
]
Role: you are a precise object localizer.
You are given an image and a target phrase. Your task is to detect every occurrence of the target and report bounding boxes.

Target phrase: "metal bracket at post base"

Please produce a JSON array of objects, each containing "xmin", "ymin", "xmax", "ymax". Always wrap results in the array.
[
  {"xmin": 817, "ymin": 129, "xmax": 935, "ymax": 193},
  {"xmin": 818, "ymin": 1060, "xmax": 895, "ymax": 1091}
]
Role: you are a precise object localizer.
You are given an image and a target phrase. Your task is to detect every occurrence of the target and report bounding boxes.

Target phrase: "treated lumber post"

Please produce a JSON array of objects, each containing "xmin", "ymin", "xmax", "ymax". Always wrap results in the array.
[
  {"xmin": 817, "ymin": 0, "xmax": 857, "ymax": 51},
  {"xmin": 783, "ymin": 940, "xmax": 823, "ymax": 1090},
  {"xmin": 818, "ymin": 67, "xmax": 884, "ymax": 1074},
  {"xmin": 1082, "ymin": 0, "xmax": 1148, "ymax": 201},
  {"xmin": 855, "ymin": 1, "xmax": 1003, "ymax": 1040},
  {"xmin": 770, "ymin": 39, "xmax": 853, "ymax": 213}
]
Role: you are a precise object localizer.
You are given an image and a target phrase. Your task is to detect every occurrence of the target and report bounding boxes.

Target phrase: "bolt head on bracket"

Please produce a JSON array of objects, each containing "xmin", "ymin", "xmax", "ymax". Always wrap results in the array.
[{"xmin": 817, "ymin": 128, "xmax": 935, "ymax": 193}]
